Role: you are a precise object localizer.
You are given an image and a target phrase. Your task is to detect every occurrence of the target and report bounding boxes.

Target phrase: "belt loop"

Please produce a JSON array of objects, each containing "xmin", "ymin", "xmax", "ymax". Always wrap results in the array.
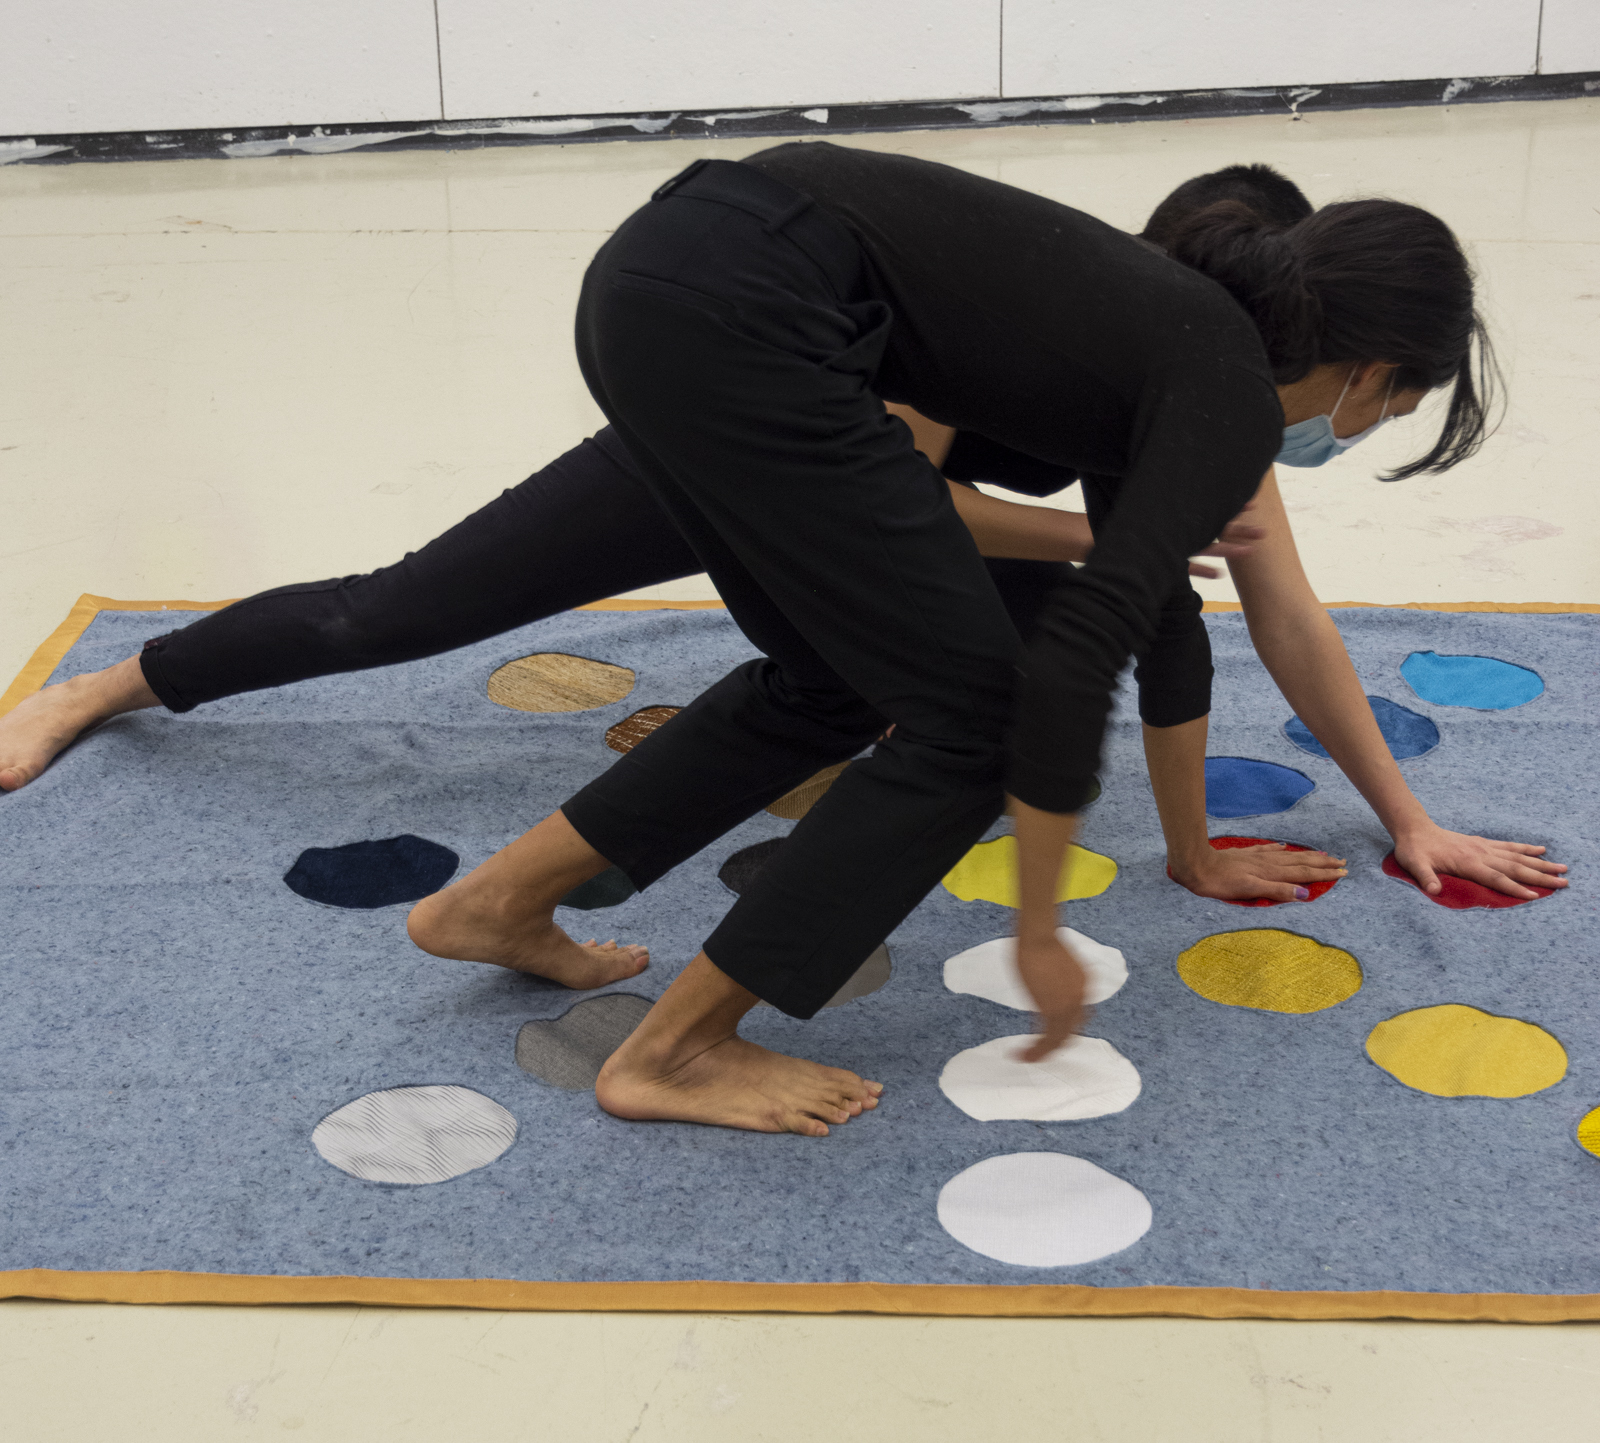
[{"xmin": 652, "ymin": 157, "xmax": 711, "ymax": 202}]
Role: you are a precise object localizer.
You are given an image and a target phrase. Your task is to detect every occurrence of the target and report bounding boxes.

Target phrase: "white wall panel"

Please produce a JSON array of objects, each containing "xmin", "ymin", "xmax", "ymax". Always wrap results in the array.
[
  {"xmin": 0, "ymin": 1, "xmax": 442, "ymax": 137},
  {"xmin": 1540, "ymin": 0, "xmax": 1600, "ymax": 73},
  {"xmin": 436, "ymin": 1, "xmax": 999, "ymax": 120},
  {"xmin": 1002, "ymin": 0, "xmax": 1541, "ymax": 98}
]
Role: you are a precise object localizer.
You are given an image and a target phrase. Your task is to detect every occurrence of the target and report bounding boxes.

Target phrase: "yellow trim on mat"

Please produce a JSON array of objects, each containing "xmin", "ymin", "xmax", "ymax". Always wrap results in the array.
[
  {"xmin": 5, "ymin": 590, "xmax": 1599, "ymax": 1321},
  {"xmin": 1202, "ymin": 600, "xmax": 1600, "ymax": 613},
  {"xmin": 3, "ymin": 1269, "xmax": 1598, "ymax": 1322}
]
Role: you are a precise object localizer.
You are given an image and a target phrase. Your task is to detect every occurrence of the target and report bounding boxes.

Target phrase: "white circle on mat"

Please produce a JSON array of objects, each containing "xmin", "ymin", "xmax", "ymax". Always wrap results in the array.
[
  {"xmin": 312, "ymin": 1085, "xmax": 517, "ymax": 1185},
  {"xmin": 938, "ymin": 1152, "xmax": 1152, "ymax": 1267},
  {"xmin": 943, "ymin": 928, "xmax": 1128, "ymax": 1010},
  {"xmin": 939, "ymin": 1034, "xmax": 1141, "ymax": 1121}
]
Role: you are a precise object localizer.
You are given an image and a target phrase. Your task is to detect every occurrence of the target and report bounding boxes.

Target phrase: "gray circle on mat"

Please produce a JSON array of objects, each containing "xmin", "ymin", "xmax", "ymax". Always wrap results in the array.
[
  {"xmin": 757, "ymin": 944, "xmax": 892, "ymax": 1009},
  {"xmin": 516, "ymin": 993, "xmax": 654, "ymax": 1090},
  {"xmin": 311, "ymin": 1085, "xmax": 517, "ymax": 1185}
]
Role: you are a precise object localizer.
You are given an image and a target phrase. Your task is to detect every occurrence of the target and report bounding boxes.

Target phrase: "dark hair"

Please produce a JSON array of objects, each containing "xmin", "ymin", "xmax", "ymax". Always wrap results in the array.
[
  {"xmin": 1168, "ymin": 197, "xmax": 1500, "ymax": 479},
  {"xmin": 1141, "ymin": 163, "xmax": 1313, "ymax": 250}
]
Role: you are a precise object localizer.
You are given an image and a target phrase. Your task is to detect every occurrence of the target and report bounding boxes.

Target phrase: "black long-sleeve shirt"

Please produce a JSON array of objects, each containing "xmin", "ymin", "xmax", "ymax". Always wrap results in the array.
[{"xmin": 745, "ymin": 142, "xmax": 1282, "ymax": 812}]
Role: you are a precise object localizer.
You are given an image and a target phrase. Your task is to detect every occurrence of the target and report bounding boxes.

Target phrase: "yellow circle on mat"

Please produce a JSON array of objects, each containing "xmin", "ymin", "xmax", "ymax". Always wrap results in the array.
[
  {"xmin": 487, "ymin": 653, "xmax": 635, "ymax": 712},
  {"xmin": 1578, "ymin": 1107, "xmax": 1600, "ymax": 1159},
  {"xmin": 1366, "ymin": 1005, "xmax": 1567, "ymax": 1098},
  {"xmin": 941, "ymin": 836, "xmax": 1117, "ymax": 906},
  {"xmin": 1176, "ymin": 929, "xmax": 1361, "ymax": 1013}
]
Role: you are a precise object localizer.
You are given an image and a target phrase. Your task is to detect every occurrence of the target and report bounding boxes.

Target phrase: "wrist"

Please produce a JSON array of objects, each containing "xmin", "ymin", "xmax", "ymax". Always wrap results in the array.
[{"xmin": 1383, "ymin": 804, "xmax": 1435, "ymax": 845}]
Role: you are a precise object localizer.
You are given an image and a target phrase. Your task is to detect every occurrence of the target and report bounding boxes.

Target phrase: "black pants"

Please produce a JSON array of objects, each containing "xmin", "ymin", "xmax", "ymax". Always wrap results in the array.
[
  {"xmin": 138, "ymin": 428, "xmax": 1074, "ymax": 714},
  {"xmin": 560, "ymin": 159, "xmax": 1023, "ymax": 1016}
]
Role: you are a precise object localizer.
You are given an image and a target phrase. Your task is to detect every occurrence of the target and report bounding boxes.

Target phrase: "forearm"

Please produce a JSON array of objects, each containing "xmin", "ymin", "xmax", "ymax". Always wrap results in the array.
[
  {"xmin": 946, "ymin": 482, "xmax": 1093, "ymax": 562},
  {"xmin": 1010, "ymin": 797, "xmax": 1079, "ymax": 940},
  {"xmin": 1246, "ymin": 605, "xmax": 1430, "ymax": 839},
  {"xmin": 1141, "ymin": 716, "xmax": 1212, "ymax": 869}
]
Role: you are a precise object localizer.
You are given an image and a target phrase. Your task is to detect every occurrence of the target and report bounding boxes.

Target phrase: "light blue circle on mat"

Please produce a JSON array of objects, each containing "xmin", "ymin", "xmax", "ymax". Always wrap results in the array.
[
  {"xmin": 1400, "ymin": 651, "xmax": 1544, "ymax": 709},
  {"xmin": 1284, "ymin": 695, "xmax": 1440, "ymax": 760},
  {"xmin": 1204, "ymin": 756, "xmax": 1315, "ymax": 818}
]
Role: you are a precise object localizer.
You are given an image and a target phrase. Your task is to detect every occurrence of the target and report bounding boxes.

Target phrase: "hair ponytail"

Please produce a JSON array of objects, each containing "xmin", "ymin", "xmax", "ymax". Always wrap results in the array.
[{"xmin": 1169, "ymin": 197, "xmax": 1501, "ymax": 478}]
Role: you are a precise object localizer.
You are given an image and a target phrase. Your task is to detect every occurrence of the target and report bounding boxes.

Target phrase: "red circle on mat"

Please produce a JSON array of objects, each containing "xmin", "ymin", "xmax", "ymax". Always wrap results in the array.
[
  {"xmin": 1381, "ymin": 851, "xmax": 1554, "ymax": 909},
  {"xmin": 1166, "ymin": 836, "xmax": 1339, "ymax": 907}
]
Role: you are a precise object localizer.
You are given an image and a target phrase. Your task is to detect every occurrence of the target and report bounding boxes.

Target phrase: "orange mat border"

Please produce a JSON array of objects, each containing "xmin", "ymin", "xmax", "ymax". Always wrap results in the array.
[{"xmin": 4, "ymin": 590, "xmax": 1599, "ymax": 1320}]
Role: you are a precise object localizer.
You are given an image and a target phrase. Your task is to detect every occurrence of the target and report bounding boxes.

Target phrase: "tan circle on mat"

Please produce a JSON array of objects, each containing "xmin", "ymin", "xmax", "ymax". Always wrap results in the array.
[
  {"xmin": 516, "ymin": 994, "xmax": 653, "ymax": 1091},
  {"xmin": 756, "ymin": 944, "xmax": 892, "ymax": 1009},
  {"xmin": 1176, "ymin": 928, "xmax": 1361, "ymax": 1014},
  {"xmin": 1366, "ymin": 1005, "xmax": 1567, "ymax": 1098},
  {"xmin": 605, "ymin": 705, "xmax": 682, "ymax": 753},
  {"xmin": 487, "ymin": 653, "xmax": 635, "ymax": 713},
  {"xmin": 766, "ymin": 760, "xmax": 851, "ymax": 819}
]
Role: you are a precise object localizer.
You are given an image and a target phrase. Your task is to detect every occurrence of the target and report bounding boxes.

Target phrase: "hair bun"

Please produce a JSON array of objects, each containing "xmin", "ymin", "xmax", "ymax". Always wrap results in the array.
[{"xmin": 1168, "ymin": 200, "xmax": 1321, "ymax": 381}]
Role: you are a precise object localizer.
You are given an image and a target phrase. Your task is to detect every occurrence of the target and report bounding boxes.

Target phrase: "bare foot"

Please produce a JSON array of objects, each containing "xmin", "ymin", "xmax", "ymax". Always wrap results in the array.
[
  {"xmin": 0, "ymin": 656, "xmax": 159, "ymax": 792},
  {"xmin": 597, "ymin": 1032, "xmax": 881, "ymax": 1137},
  {"xmin": 408, "ymin": 885, "xmax": 648, "ymax": 988}
]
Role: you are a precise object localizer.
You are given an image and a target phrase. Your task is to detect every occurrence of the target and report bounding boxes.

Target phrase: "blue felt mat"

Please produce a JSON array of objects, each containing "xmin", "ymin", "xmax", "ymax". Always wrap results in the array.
[{"xmin": 1, "ymin": 605, "xmax": 1595, "ymax": 1301}]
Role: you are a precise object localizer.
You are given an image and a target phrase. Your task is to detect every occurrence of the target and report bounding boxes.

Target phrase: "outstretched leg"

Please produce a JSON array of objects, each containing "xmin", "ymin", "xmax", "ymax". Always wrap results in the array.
[
  {"xmin": 0, "ymin": 430, "xmax": 699, "ymax": 791},
  {"xmin": 407, "ymin": 809, "xmax": 649, "ymax": 989}
]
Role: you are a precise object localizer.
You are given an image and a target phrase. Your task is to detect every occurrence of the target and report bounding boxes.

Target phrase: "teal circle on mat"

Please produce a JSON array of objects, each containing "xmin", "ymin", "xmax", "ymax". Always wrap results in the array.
[
  {"xmin": 1204, "ymin": 757, "xmax": 1315, "ymax": 818},
  {"xmin": 1400, "ymin": 651, "xmax": 1543, "ymax": 709},
  {"xmin": 1285, "ymin": 695, "xmax": 1440, "ymax": 760}
]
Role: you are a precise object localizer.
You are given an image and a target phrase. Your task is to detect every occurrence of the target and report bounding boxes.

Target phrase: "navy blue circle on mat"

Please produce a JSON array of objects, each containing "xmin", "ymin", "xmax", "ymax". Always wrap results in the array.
[
  {"xmin": 284, "ymin": 835, "xmax": 459, "ymax": 909},
  {"xmin": 1204, "ymin": 757, "xmax": 1315, "ymax": 819},
  {"xmin": 1284, "ymin": 695, "xmax": 1440, "ymax": 760}
]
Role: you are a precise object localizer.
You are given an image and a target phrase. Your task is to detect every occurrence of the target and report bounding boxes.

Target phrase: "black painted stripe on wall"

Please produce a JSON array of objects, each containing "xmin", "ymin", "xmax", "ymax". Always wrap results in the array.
[{"xmin": 4, "ymin": 70, "xmax": 1597, "ymax": 165}]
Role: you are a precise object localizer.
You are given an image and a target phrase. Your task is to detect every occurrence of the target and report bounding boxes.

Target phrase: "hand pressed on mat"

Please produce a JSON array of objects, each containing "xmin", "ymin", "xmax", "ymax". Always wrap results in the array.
[
  {"xmin": 1010, "ymin": 796, "xmax": 1092, "ymax": 1060},
  {"xmin": 1392, "ymin": 822, "xmax": 1569, "ymax": 901},
  {"xmin": 1171, "ymin": 840, "xmax": 1346, "ymax": 904}
]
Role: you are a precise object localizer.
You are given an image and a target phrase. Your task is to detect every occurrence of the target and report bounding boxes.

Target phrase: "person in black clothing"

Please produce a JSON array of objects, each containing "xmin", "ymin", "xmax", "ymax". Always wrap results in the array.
[{"xmin": 405, "ymin": 142, "xmax": 1528, "ymax": 1136}]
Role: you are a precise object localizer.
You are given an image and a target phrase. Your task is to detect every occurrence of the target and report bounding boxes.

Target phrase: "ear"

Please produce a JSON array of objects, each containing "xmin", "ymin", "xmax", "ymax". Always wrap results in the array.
[{"xmin": 1351, "ymin": 360, "xmax": 1398, "ymax": 393}]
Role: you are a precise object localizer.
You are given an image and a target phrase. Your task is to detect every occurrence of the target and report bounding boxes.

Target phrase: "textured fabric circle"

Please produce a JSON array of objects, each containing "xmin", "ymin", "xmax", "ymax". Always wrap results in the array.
[
  {"xmin": 604, "ymin": 705, "xmax": 681, "ymax": 753},
  {"xmin": 312, "ymin": 1085, "xmax": 517, "ymax": 1185},
  {"xmin": 1203, "ymin": 757, "xmax": 1315, "ymax": 818},
  {"xmin": 516, "ymin": 994, "xmax": 652, "ymax": 1090},
  {"xmin": 1166, "ymin": 835, "xmax": 1339, "ymax": 907},
  {"xmin": 942, "ymin": 837, "xmax": 1117, "ymax": 906},
  {"xmin": 1381, "ymin": 851, "xmax": 1554, "ymax": 909},
  {"xmin": 1177, "ymin": 929, "xmax": 1362, "ymax": 1013},
  {"xmin": 943, "ymin": 928, "xmax": 1128, "ymax": 1009},
  {"xmin": 1366, "ymin": 1005, "xmax": 1567, "ymax": 1098},
  {"xmin": 283, "ymin": 834, "xmax": 459, "ymax": 909},
  {"xmin": 1400, "ymin": 651, "xmax": 1543, "ymax": 710},
  {"xmin": 939, "ymin": 1035, "xmax": 1141, "ymax": 1122},
  {"xmin": 757, "ymin": 944, "xmax": 892, "ymax": 1009},
  {"xmin": 487, "ymin": 652, "xmax": 635, "ymax": 712},
  {"xmin": 937, "ymin": 1153, "xmax": 1152, "ymax": 1267},
  {"xmin": 766, "ymin": 760, "xmax": 851, "ymax": 819},
  {"xmin": 1284, "ymin": 695, "xmax": 1440, "ymax": 760},
  {"xmin": 1577, "ymin": 1107, "xmax": 1600, "ymax": 1159}
]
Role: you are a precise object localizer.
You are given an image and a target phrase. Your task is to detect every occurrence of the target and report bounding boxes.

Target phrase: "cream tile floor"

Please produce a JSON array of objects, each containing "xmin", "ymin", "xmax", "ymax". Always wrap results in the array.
[{"xmin": 2, "ymin": 98, "xmax": 1597, "ymax": 1440}]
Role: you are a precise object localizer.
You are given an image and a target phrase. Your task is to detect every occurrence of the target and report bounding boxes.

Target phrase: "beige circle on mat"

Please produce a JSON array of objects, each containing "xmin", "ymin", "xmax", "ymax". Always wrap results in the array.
[
  {"xmin": 944, "ymin": 928, "xmax": 1128, "ymax": 1010},
  {"xmin": 605, "ymin": 705, "xmax": 681, "ymax": 753},
  {"xmin": 312, "ymin": 1085, "xmax": 517, "ymax": 1185},
  {"xmin": 938, "ymin": 1152, "xmax": 1152, "ymax": 1267},
  {"xmin": 756, "ymin": 944, "xmax": 892, "ymax": 1009},
  {"xmin": 766, "ymin": 760, "xmax": 851, "ymax": 820},
  {"xmin": 939, "ymin": 1035, "xmax": 1141, "ymax": 1121},
  {"xmin": 487, "ymin": 653, "xmax": 635, "ymax": 712}
]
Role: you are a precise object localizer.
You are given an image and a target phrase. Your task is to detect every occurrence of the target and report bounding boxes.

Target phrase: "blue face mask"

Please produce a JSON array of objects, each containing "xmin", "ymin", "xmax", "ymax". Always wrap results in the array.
[{"xmin": 1276, "ymin": 369, "xmax": 1395, "ymax": 468}]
